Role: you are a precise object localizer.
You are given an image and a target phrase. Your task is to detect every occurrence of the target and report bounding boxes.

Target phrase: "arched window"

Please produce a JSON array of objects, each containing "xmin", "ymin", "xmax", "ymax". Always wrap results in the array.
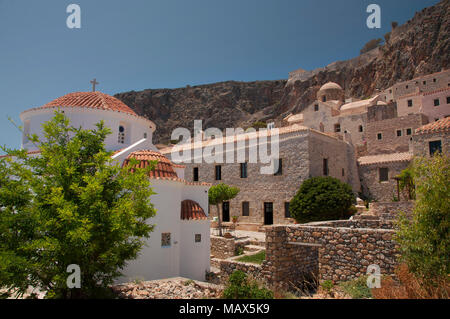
[{"xmin": 118, "ymin": 125, "xmax": 125, "ymax": 144}]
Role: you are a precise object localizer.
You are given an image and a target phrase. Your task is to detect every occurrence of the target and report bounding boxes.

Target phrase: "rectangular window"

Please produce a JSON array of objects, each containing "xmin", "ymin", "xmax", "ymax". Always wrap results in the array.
[
  {"xmin": 377, "ymin": 133, "xmax": 382, "ymax": 140},
  {"xmin": 406, "ymin": 128, "xmax": 412, "ymax": 135},
  {"xmin": 434, "ymin": 99, "xmax": 440, "ymax": 106},
  {"xmin": 193, "ymin": 167, "xmax": 199, "ymax": 182},
  {"xmin": 195, "ymin": 234, "xmax": 201, "ymax": 243},
  {"xmin": 334, "ymin": 124, "xmax": 341, "ymax": 133},
  {"xmin": 429, "ymin": 140, "xmax": 442, "ymax": 156},
  {"xmin": 447, "ymin": 96, "xmax": 450, "ymax": 104},
  {"xmin": 242, "ymin": 202, "xmax": 249, "ymax": 216},
  {"xmin": 323, "ymin": 158, "xmax": 328, "ymax": 176},
  {"xmin": 240, "ymin": 162, "xmax": 248, "ymax": 178},
  {"xmin": 215, "ymin": 165, "xmax": 221, "ymax": 180},
  {"xmin": 379, "ymin": 167, "xmax": 389, "ymax": 182},
  {"xmin": 342, "ymin": 168, "xmax": 345, "ymax": 177},
  {"xmin": 161, "ymin": 233, "xmax": 171, "ymax": 247},
  {"xmin": 407, "ymin": 99, "xmax": 413, "ymax": 107},
  {"xmin": 396, "ymin": 130, "xmax": 402, "ymax": 137},
  {"xmin": 284, "ymin": 202, "xmax": 290, "ymax": 218},
  {"xmin": 274, "ymin": 159, "xmax": 283, "ymax": 176},
  {"xmin": 314, "ymin": 104, "xmax": 319, "ymax": 111}
]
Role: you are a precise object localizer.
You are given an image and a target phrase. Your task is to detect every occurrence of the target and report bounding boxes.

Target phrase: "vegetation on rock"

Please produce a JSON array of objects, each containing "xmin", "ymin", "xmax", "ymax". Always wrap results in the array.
[{"xmin": 222, "ymin": 270, "xmax": 273, "ymax": 299}]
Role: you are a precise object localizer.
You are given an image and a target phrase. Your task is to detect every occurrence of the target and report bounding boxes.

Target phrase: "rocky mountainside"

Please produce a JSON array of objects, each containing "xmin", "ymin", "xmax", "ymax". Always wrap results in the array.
[
  {"xmin": 115, "ymin": 80, "xmax": 286, "ymax": 144},
  {"xmin": 115, "ymin": 0, "xmax": 449, "ymax": 144}
]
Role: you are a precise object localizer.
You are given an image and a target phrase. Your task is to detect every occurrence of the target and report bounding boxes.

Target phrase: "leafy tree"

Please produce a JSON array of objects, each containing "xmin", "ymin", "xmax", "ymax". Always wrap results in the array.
[
  {"xmin": 0, "ymin": 112, "xmax": 156, "ymax": 298},
  {"xmin": 208, "ymin": 183, "xmax": 239, "ymax": 236},
  {"xmin": 360, "ymin": 38, "xmax": 383, "ymax": 54},
  {"xmin": 222, "ymin": 270, "xmax": 273, "ymax": 299},
  {"xmin": 395, "ymin": 154, "xmax": 449, "ymax": 290},
  {"xmin": 397, "ymin": 166, "xmax": 415, "ymax": 200},
  {"xmin": 290, "ymin": 177, "xmax": 355, "ymax": 223}
]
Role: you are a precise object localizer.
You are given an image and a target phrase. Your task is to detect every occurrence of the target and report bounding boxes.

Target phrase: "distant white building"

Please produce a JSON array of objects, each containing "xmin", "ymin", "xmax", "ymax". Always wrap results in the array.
[{"xmin": 19, "ymin": 91, "xmax": 211, "ymax": 282}]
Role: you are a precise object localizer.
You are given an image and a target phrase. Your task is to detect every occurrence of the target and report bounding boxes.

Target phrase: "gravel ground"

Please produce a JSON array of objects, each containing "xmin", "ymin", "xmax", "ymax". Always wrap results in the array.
[{"xmin": 112, "ymin": 277, "xmax": 224, "ymax": 299}]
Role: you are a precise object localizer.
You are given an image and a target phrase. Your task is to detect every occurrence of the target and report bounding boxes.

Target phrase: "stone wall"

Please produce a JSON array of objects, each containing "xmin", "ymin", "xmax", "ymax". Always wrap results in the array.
[
  {"xmin": 263, "ymin": 221, "xmax": 400, "ymax": 290},
  {"xmin": 366, "ymin": 114, "xmax": 428, "ymax": 155},
  {"xmin": 359, "ymin": 160, "xmax": 411, "ymax": 202},
  {"xmin": 412, "ymin": 130, "xmax": 449, "ymax": 157},
  {"xmin": 368, "ymin": 201, "xmax": 415, "ymax": 220},
  {"xmin": 210, "ymin": 236, "xmax": 235, "ymax": 259},
  {"xmin": 219, "ymin": 260, "xmax": 263, "ymax": 284},
  {"xmin": 173, "ymin": 129, "xmax": 358, "ymax": 225}
]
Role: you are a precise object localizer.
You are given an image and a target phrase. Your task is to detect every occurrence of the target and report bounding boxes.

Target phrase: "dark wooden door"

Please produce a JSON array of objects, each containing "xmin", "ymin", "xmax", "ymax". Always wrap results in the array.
[
  {"xmin": 264, "ymin": 202, "xmax": 273, "ymax": 225},
  {"xmin": 222, "ymin": 202, "xmax": 230, "ymax": 222}
]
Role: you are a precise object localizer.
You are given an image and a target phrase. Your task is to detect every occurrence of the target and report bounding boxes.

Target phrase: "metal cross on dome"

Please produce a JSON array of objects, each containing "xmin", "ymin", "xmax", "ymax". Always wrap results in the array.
[{"xmin": 90, "ymin": 78, "xmax": 99, "ymax": 92}]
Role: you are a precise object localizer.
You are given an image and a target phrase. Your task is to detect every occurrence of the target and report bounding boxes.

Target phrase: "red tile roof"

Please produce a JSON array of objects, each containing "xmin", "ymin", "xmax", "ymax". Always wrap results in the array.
[
  {"xmin": 122, "ymin": 150, "xmax": 178, "ymax": 179},
  {"xmin": 181, "ymin": 200, "xmax": 207, "ymax": 220},
  {"xmin": 23, "ymin": 92, "xmax": 137, "ymax": 116},
  {"xmin": 415, "ymin": 117, "xmax": 450, "ymax": 134},
  {"xmin": 358, "ymin": 152, "xmax": 413, "ymax": 166}
]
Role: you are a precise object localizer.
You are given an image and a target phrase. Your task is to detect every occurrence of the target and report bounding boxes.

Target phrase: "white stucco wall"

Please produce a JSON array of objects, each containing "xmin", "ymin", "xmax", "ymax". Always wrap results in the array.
[{"xmin": 20, "ymin": 107, "xmax": 155, "ymax": 152}]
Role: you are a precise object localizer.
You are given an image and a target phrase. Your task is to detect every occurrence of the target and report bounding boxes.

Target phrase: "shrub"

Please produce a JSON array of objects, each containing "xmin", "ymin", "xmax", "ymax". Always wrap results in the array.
[
  {"xmin": 222, "ymin": 271, "xmax": 273, "ymax": 299},
  {"xmin": 290, "ymin": 177, "xmax": 355, "ymax": 223},
  {"xmin": 372, "ymin": 264, "xmax": 449, "ymax": 299},
  {"xmin": 395, "ymin": 154, "xmax": 449, "ymax": 288},
  {"xmin": 251, "ymin": 121, "xmax": 267, "ymax": 130},
  {"xmin": 339, "ymin": 276, "xmax": 372, "ymax": 299}
]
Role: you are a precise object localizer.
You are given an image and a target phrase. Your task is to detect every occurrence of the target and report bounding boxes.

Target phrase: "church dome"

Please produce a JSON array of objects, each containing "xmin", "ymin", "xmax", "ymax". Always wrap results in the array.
[
  {"xmin": 319, "ymin": 82, "xmax": 343, "ymax": 91},
  {"xmin": 122, "ymin": 150, "xmax": 179, "ymax": 179},
  {"xmin": 30, "ymin": 91, "xmax": 137, "ymax": 116},
  {"xmin": 317, "ymin": 82, "xmax": 344, "ymax": 103}
]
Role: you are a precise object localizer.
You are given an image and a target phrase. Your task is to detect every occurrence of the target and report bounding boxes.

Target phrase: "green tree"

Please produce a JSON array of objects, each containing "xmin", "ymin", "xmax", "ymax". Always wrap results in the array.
[
  {"xmin": 0, "ymin": 112, "xmax": 156, "ymax": 298},
  {"xmin": 397, "ymin": 166, "xmax": 415, "ymax": 200},
  {"xmin": 396, "ymin": 154, "xmax": 449, "ymax": 290},
  {"xmin": 290, "ymin": 177, "xmax": 355, "ymax": 223},
  {"xmin": 208, "ymin": 183, "xmax": 239, "ymax": 236}
]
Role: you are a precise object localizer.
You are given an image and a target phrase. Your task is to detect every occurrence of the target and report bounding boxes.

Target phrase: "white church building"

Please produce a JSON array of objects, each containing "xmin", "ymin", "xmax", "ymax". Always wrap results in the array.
[{"xmin": 19, "ymin": 90, "xmax": 211, "ymax": 282}]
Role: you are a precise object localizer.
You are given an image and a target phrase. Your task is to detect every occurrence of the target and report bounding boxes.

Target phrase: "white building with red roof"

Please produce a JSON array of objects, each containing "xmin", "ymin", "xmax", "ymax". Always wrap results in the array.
[{"xmin": 18, "ymin": 91, "xmax": 211, "ymax": 283}]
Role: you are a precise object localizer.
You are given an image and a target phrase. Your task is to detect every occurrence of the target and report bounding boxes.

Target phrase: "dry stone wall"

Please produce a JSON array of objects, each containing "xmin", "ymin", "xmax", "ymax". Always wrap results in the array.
[{"xmin": 263, "ymin": 220, "xmax": 400, "ymax": 290}]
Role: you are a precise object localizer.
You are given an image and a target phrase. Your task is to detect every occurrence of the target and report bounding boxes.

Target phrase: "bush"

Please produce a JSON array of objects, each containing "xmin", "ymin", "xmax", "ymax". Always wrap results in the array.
[
  {"xmin": 290, "ymin": 177, "xmax": 355, "ymax": 223},
  {"xmin": 251, "ymin": 121, "xmax": 267, "ymax": 130},
  {"xmin": 395, "ymin": 154, "xmax": 449, "ymax": 287},
  {"xmin": 372, "ymin": 264, "xmax": 449, "ymax": 299},
  {"xmin": 339, "ymin": 276, "xmax": 372, "ymax": 299},
  {"xmin": 222, "ymin": 271, "xmax": 273, "ymax": 299}
]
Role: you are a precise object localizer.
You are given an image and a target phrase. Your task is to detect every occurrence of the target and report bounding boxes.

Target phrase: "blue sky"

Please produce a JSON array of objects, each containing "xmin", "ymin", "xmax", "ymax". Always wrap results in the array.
[{"xmin": 0, "ymin": 0, "xmax": 440, "ymax": 152}]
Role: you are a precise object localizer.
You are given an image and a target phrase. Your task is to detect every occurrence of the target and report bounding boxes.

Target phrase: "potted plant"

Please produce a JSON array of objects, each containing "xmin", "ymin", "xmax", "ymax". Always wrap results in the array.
[{"xmin": 232, "ymin": 216, "xmax": 238, "ymax": 224}]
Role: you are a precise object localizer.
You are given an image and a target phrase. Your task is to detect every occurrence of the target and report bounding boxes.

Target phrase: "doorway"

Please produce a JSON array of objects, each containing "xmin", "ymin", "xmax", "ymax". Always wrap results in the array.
[
  {"xmin": 264, "ymin": 202, "xmax": 273, "ymax": 225},
  {"xmin": 222, "ymin": 202, "xmax": 230, "ymax": 222}
]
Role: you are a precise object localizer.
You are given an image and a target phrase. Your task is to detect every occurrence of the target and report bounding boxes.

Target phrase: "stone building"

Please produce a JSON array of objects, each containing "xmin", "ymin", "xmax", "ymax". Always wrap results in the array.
[
  {"xmin": 162, "ymin": 125, "xmax": 360, "ymax": 227},
  {"xmin": 365, "ymin": 113, "xmax": 428, "ymax": 155},
  {"xmin": 358, "ymin": 152, "xmax": 413, "ymax": 202},
  {"xmin": 412, "ymin": 117, "xmax": 450, "ymax": 157}
]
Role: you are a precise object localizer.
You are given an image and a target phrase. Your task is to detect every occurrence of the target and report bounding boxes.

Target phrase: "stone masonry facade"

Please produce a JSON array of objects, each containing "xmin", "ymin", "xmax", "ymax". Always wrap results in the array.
[
  {"xmin": 262, "ymin": 220, "xmax": 399, "ymax": 290},
  {"xmin": 167, "ymin": 127, "xmax": 359, "ymax": 226}
]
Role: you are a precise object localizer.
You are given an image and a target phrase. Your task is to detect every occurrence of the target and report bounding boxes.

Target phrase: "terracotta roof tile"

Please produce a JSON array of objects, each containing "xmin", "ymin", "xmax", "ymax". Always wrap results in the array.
[
  {"xmin": 22, "ymin": 92, "xmax": 137, "ymax": 116},
  {"xmin": 358, "ymin": 152, "xmax": 413, "ymax": 166},
  {"xmin": 122, "ymin": 150, "xmax": 178, "ymax": 179},
  {"xmin": 181, "ymin": 200, "xmax": 207, "ymax": 220},
  {"xmin": 415, "ymin": 117, "xmax": 450, "ymax": 134}
]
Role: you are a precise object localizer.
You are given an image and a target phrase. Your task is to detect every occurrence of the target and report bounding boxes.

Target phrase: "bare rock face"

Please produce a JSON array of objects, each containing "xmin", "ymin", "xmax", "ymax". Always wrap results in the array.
[
  {"xmin": 115, "ymin": 0, "xmax": 449, "ymax": 143},
  {"xmin": 115, "ymin": 80, "xmax": 286, "ymax": 144},
  {"xmin": 277, "ymin": 0, "xmax": 450, "ymax": 115}
]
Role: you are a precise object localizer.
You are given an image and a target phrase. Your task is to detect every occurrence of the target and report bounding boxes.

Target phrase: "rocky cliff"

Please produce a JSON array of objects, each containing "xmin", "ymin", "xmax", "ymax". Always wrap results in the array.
[
  {"xmin": 115, "ymin": 0, "xmax": 449, "ymax": 143},
  {"xmin": 115, "ymin": 80, "xmax": 286, "ymax": 144}
]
